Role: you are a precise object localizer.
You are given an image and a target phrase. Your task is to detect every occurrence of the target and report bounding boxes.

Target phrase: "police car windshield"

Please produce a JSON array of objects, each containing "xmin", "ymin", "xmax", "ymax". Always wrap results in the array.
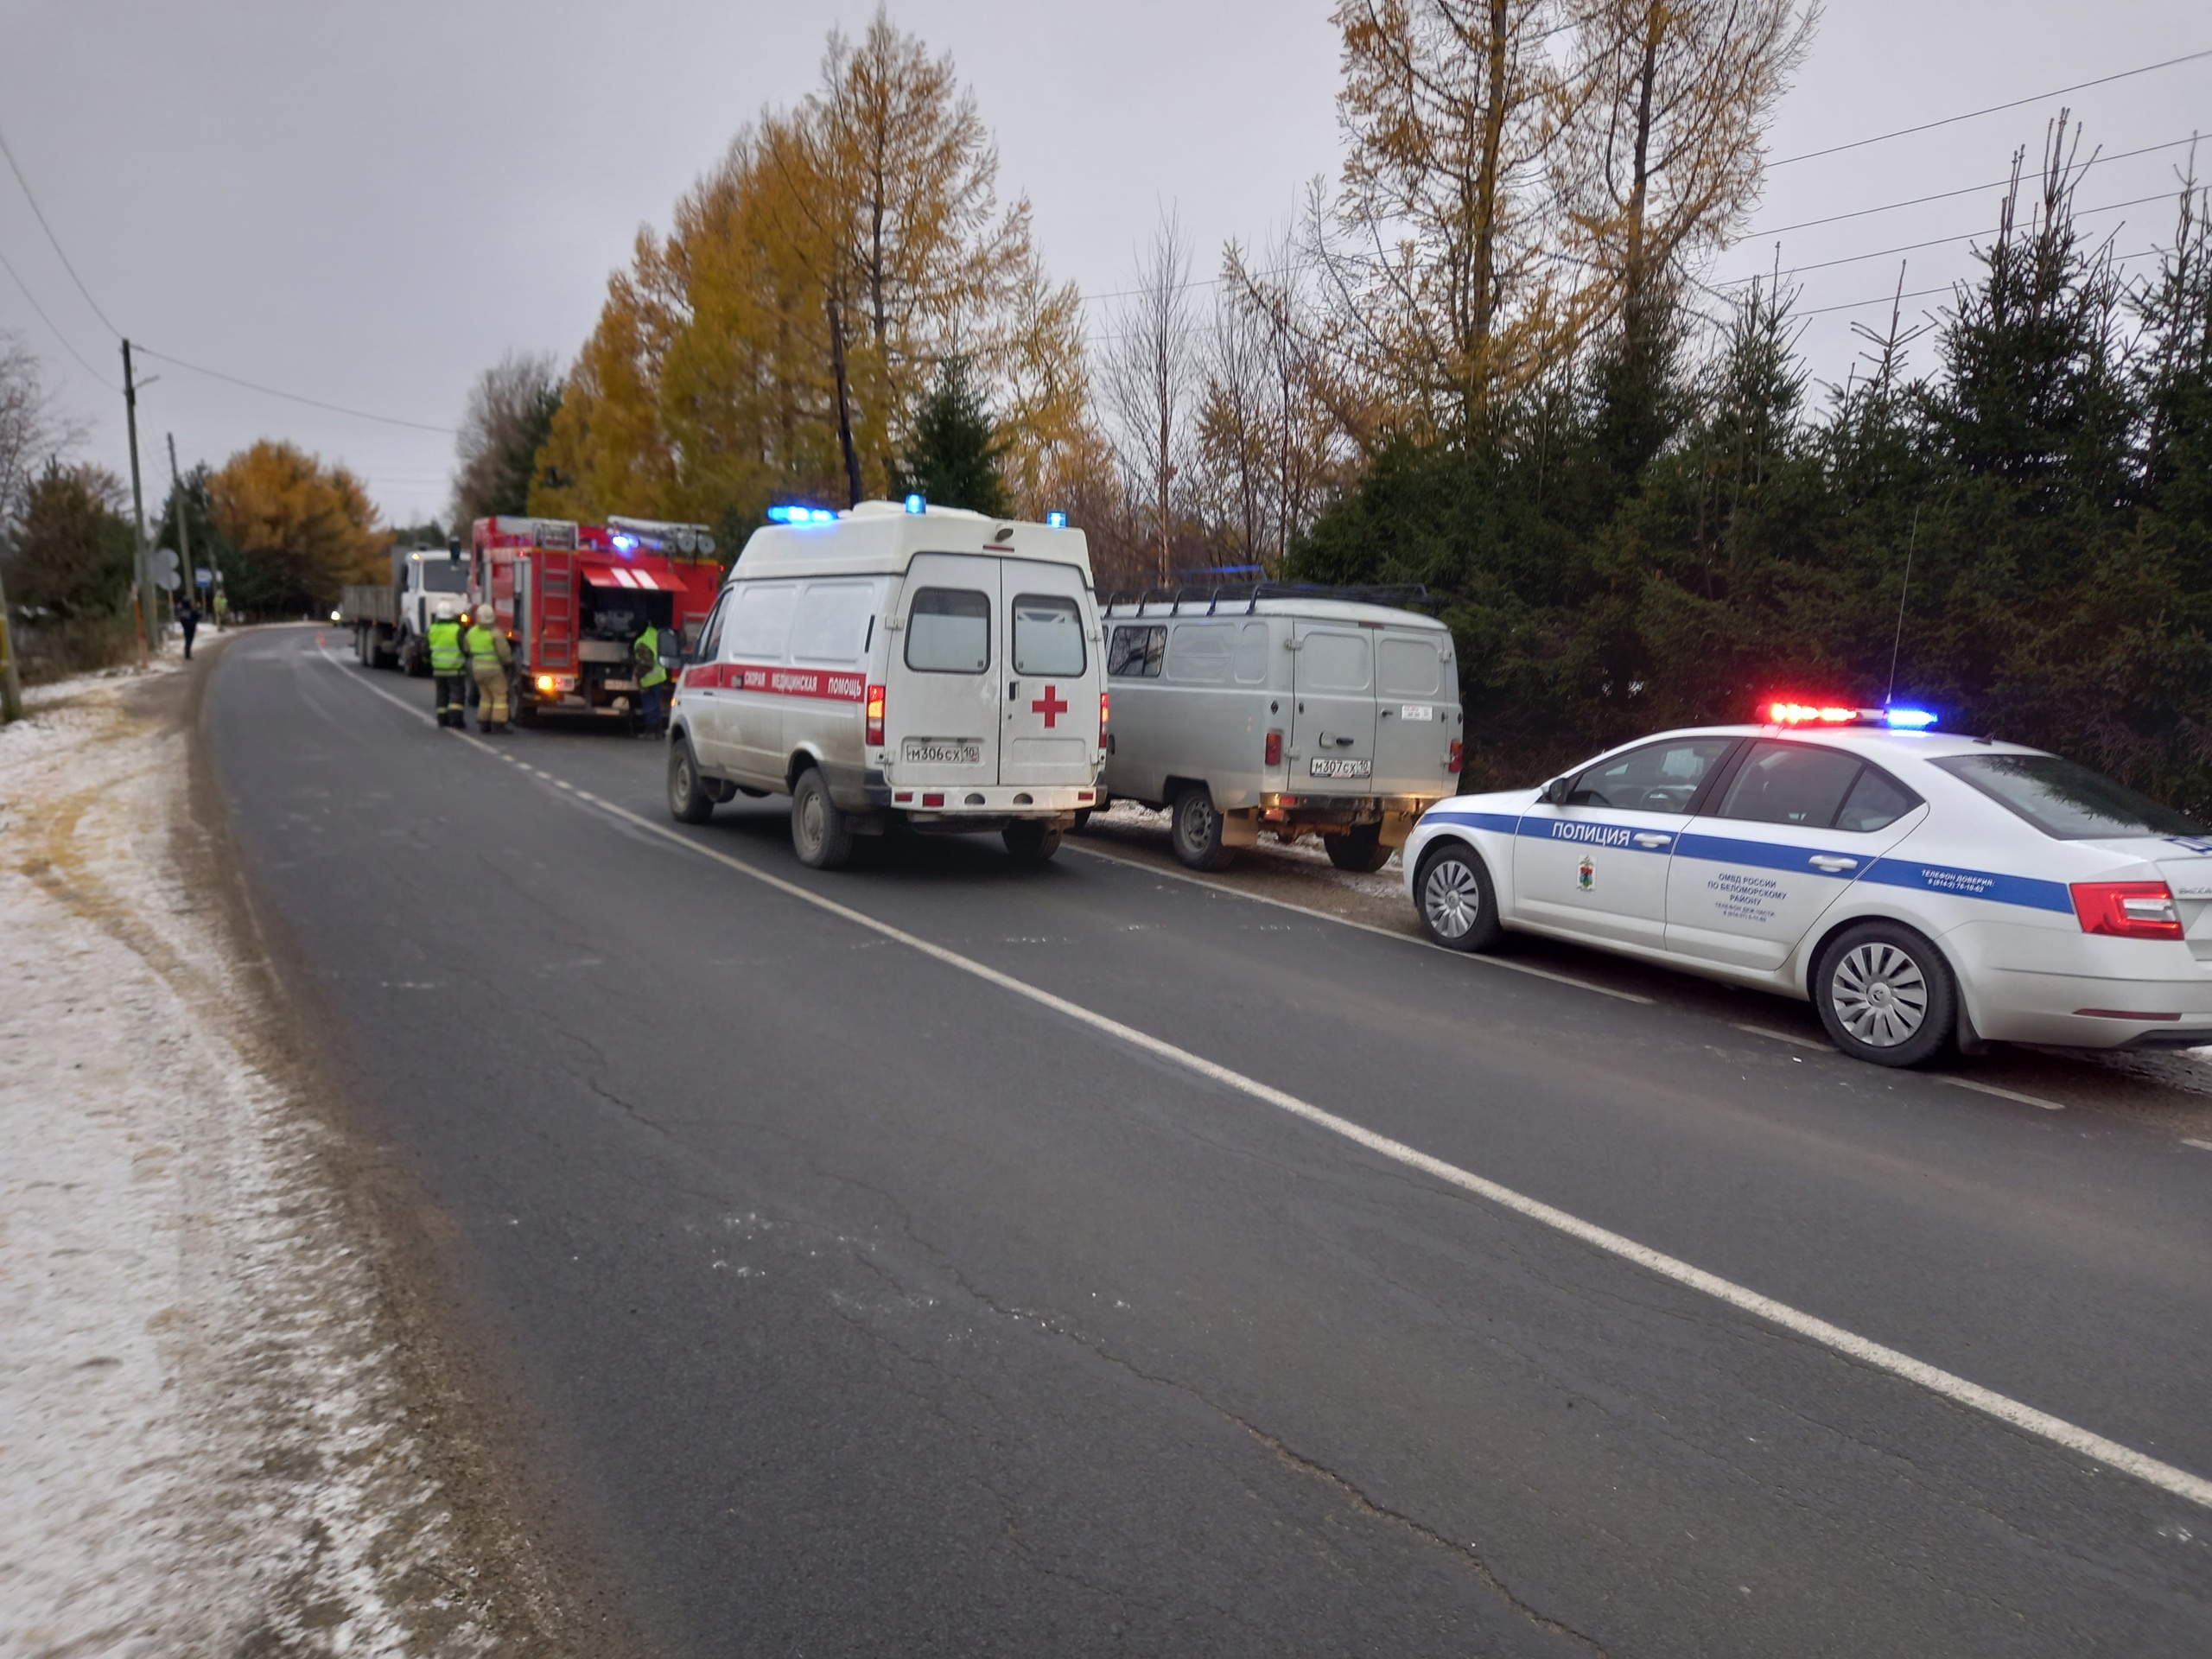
[
  {"xmin": 418, "ymin": 563, "xmax": 469, "ymax": 593},
  {"xmin": 1931, "ymin": 754, "xmax": 2208, "ymax": 840}
]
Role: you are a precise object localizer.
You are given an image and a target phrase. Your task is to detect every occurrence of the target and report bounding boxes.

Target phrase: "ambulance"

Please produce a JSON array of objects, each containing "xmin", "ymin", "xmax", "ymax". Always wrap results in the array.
[{"xmin": 666, "ymin": 499, "xmax": 1107, "ymax": 869}]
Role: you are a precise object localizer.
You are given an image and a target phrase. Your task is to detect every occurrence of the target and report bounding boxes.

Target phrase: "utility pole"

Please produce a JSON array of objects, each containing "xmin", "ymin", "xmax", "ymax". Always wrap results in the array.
[
  {"xmin": 167, "ymin": 433, "xmax": 203, "ymax": 608},
  {"xmin": 122, "ymin": 339, "xmax": 156, "ymax": 663}
]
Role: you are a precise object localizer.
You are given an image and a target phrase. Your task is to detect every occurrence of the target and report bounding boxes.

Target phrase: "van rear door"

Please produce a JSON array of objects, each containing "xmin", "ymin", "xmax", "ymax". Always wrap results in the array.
[
  {"xmin": 1372, "ymin": 628, "xmax": 1452, "ymax": 794},
  {"xmin": 886, "ymin": 553, "xmax": 1001, "ymax": 791},
  {"xmin": 1291, "ymin": 621, "xmax": 1376, "ymax": 795},
  {"xmin": 1001, "ymin": 560, "xmax": 1097, "ymax": 788}
]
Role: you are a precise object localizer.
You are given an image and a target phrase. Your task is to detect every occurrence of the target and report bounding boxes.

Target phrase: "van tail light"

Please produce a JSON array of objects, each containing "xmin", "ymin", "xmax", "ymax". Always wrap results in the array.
[
  {"xmin": 1448, "ymin": 740, "xmax": 1464, "ymax": 774},
  {"xmin": 1264, "ymin": 729, "xmax": 1282, "ymax": 766},
  {"xmin": 2070, "ymin": 880, "xmax": 2183, "ymax": 940},
  {"xmin": 865, "ymin": 683, "xmax": 886, "ymax": 746},
  {"xmin": 1099, "ymin": 690, "xmax": 1110, "ymax": 747}
]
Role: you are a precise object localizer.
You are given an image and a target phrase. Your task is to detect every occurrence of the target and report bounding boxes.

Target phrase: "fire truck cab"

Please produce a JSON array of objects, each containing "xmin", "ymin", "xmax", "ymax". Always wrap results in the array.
[{"xmin": 665, "ymin": 500, "xmax": 1107, "ymax": 869}]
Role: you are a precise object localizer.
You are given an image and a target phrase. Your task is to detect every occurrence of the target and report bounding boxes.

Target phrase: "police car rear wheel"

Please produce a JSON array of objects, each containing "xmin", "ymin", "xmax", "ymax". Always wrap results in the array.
[
  {"xmin": 668, "ymin": 738, "xmax": 715, "ymax": 824},
  {"xmin": 1416, "ymin": 842, "xmax": 1503, "ymax": 952},
  {"xmin": 791, "ymin": 767, "xmax": 855, "ymax": 870},
  {"xmin": 1814, "ymin": 923, "xmax": 1955, "ymax": 1068},
  {"xmin": 1171, "ymin": 785, "xmax": 1233, "ymax": 871}
]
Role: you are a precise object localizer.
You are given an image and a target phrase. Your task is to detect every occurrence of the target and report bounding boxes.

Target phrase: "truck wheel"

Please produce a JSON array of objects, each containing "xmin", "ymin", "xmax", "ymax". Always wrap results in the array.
[
  {"xmin": 1813, "ymin": 922, "xmax": 1955, "ymax": 1069},
  {"xmin": 1003, "ymin": 822, "xmax": 1063, "ymax": 864},
  {"xmin": 668, "ymin": 738, "xmax": 715, "ymax": 824},
  {"xmin": 1170, "ymin": 784, "xmax": 1234, "ymax": 871},
  {"xmin": 1326, "ymin": 823, "xmax": 1392, "ymax": 873},
  {"xmin": 790, "ymin": 767, "xmax": 855, "ymax": 870},
  {"xmin": 1415, "ymin": 841, "xmax": 1504, "ymax": 952}
]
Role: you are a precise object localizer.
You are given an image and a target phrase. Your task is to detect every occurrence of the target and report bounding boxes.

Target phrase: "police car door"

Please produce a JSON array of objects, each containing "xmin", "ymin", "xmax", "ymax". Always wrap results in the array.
[
  {"xmin": 1291, "ymin": 623, "xmax": 1376, "ymax": 795},
  {"xmin": 1666, "ymin": 741, "xmax": 1926, "ymax": 972},
  {"xmin": 887, "ymin": 554, "xmax": 1000, "ymax": 791},
  {"xmin": 1001, "ymin": 562, "xmax": 1096, "ymax": 787},
  {"xmin": 1516, "ymin": 736, "xmax": 1736, "ymax": 950}
]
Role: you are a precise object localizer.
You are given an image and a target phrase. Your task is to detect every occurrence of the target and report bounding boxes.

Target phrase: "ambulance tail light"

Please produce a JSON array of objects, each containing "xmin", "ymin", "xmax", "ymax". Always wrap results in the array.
[
  {"xmin": 1448, "ymin": 740, "xmax": 1463, "ymax": 773},
  {"xmin": 1264, "ymin": 729, "xmax": 1282, "ymax": 767},
  {"xmin": 865, "ymin": 683, "xmax": 886, "ymax": 746},
  {"xmin": 2070, "ymin": 880, "xmax": 2183, "ymax": 940},
  {"xmin": 1099, "ymin": 690, "xmax": 1110, "ymax": 747}
]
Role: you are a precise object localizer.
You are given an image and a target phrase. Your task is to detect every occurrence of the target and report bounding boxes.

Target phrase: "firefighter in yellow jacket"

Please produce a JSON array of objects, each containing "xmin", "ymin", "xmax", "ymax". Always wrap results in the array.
[{"xmin": 466, "ymin": 603, "xmax": 513, "ymax": 734}]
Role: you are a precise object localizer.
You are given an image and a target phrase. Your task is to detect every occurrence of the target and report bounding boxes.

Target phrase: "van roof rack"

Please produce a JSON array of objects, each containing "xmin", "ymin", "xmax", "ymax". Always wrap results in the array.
[{"xmin": 1100, "ymin": 579, "xmax": 1434, "ymax": 617}]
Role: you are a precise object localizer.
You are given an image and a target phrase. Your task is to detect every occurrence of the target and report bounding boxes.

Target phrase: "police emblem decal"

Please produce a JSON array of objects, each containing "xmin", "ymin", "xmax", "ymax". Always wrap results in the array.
[{"xmin": 1578, "ymin": 854, "xmax": 1595, "ymax": 892}]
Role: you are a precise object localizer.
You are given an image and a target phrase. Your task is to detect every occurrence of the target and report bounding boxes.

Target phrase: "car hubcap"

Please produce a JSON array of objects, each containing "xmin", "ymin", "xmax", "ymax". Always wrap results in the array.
[
  {"xmin": 1181, "ymin": 796, "xmax": 1213, "ymax": 847},
  {"xmin": 1423, "ymin": 859, "xmax": 1479, "ymax": 939},
  {"xmin": 674, "ymin": 758, "xmax": 692, "ymax": 800},
  {"xmin": 798, "ymin": 793, "xmax": 822, "ymax": 852},
  {"xmin": 1831, "ymin": 943, "xmax": 1929, "ymax": 1047}
]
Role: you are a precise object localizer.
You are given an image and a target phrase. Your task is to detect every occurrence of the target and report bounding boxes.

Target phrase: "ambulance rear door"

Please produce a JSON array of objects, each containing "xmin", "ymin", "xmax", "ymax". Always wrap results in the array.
[
  {"xmin": 885, "ymin": 553, "xmax": 1001, "ymax": 791},
  {"xmin": 1000, "ymin": 559, "xmax": 1098, "ymax": 788}
]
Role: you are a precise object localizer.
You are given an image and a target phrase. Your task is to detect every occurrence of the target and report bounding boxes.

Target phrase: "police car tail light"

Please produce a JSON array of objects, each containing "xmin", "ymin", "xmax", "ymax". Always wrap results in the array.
[
  {"xmin": 1264, "ymin": 729, "xmax": 1282, "ymax": 767},
  {"xmin": 865, "ymin": 683, "xmax": 886, "ymax": 746},
  {"xmin": 2070, "ymin": 880, "xmax": 2184, "ymax": 940},
  {"xmin": 1448, "ymin": 740, "xmax": 1463, "ymax": 774}
]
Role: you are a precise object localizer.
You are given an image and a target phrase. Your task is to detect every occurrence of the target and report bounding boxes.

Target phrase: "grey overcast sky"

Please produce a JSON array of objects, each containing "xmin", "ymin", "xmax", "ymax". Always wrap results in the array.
[{"xmin": 3, "ymin": 1, "xmax": 2209, "ymax": 526}]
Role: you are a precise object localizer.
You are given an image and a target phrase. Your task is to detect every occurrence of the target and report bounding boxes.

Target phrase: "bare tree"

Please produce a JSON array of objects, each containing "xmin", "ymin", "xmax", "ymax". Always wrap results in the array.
[
  {"xmin": 450, "ymin": 351, "xmax": 564, "ymax": 529},
  {"xmin": 0, "ymin": 332, "xmax": 83, "ymax": 538},
  {"xmin": 1099, "ymin": 211, "xmax": 1198, "ymax": 582}
]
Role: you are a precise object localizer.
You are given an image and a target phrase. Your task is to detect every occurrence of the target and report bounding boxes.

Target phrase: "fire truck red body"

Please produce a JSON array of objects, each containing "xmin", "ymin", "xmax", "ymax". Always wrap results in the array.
[{"xmin": 471, "ymin": 515, "xmax": 722, "ymax": 722}]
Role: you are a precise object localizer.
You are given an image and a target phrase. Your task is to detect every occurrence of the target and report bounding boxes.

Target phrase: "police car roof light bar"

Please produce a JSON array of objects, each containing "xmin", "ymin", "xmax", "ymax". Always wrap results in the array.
[{"xmin": 1765, "ymin": 699, "xmax": 1939, "ymax": 730}]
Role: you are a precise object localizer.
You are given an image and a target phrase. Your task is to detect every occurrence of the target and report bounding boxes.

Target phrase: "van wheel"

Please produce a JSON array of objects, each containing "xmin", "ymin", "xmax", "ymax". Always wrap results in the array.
[
  {"xmin": 668, "ymin": 737, "xmax": 715, "ymax": 824},
  {"xmin": 791, "ymin": 767, "xmax": 855, "ymax": 870},
  {"xmin": 1415, "ymin": 842, "xmax": 1503, "ymax": 952},
  {"xmin": 1814, "ymin": 922, "xmax": 1955, "ymax": 1068},
  {"xmin": 1071, "ymin": 809, "xmax": 1093, "ymax": 831},
  {"xmin": 1171, "ymin": 785, "xmax": 1233, "ymax": 871},
  {"xmin": 1003, "ymin": 822, "xmax": 1063, "ymax": 864},
  {"xmin": 1326, "ymin": 823, "xmax": 1391, "ymax": 873}
]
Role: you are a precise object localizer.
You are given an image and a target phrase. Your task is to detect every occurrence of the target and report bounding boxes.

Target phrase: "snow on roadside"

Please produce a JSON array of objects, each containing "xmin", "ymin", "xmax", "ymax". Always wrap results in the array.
[{"xmin": 0, "ymin": 664, "xmax": 490, "ymax": 1656}]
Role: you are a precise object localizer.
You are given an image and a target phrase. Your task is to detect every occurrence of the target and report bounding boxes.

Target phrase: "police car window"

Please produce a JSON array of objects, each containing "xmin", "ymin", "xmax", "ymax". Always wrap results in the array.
[
  {"xmin": 790, "ymin": 582, "xmax": 875, "ymax": 664},
  {"xmin": 1168, "ymin": 622, "xmax": 1233, "ymax": 683},
  {"xmin": 1235, "ymin": 621, "xmax": 1270, "ymax": 684},
  {"xmin": 1378, "ymin": 636, "xmax": 1442, "ymax": 697},
  {"xmin": 1013, "ymin": 594, "xmax": 1085, "ymax": 675},
  {"xmin": 1930, "ymin": 753, "xmax": 2209, "ymax": 839},
  {"xmin": 1109, "ymin": 624, "xmax": 1164, "ymax": 678},
  {"xmin": 1301, "ymin": 630, "xmax": 1370, "ymax": 692},
  {"xmin": 1835, "ymin": 765, "xmax": 1922, "ymax": 834},
  {"xmin": 726, "ymin": 583, "xmax": 798, "ymax": 660},
  {"xmin": 1568, "ymin": 738, "xmax": 1732, "ymax": 814},
  {"xmin": 905, "ymin": 588, "xmax": 990, "ymax": 673},
  {"xmin": 1716, "ymin": 742, "xmax": 1863, "ymax": 828}
]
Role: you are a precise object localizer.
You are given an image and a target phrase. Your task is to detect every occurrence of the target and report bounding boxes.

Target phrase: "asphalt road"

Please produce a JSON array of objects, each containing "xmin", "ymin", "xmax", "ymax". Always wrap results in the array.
[{"xmin": 208, "ymin": 627, "xmax": 2212, "ymax": 1655}]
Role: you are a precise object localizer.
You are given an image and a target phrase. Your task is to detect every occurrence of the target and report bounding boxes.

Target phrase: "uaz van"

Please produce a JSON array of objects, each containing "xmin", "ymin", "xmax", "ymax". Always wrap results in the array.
[{"xmin": 666, "ymin": 501, "xmax": 1106, "ymax": 868}]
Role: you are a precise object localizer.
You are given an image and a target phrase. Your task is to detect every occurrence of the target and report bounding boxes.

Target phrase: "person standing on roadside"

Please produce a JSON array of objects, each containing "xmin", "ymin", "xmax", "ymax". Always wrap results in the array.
[
  {"xmin": 175, "ymin": 597, "xmax": 201, "ymax": 660},
  {"xmin": 633, "ymin": 620, "xmax": 670, "ymax": 738},
  {"xmin": 466, "ymin": 602, "xmax": 513, "ymax": 734},
  {"xmin": 428, "ymin": 600, "xmax": 467, "ymax": 728}
]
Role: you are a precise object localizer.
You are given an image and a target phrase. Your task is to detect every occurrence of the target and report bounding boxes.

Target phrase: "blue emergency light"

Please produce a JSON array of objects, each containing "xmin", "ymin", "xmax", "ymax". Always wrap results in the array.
[
  {"xmin": 1046, "ymin": 511, "xmax": 1067, "ymax": 529},
  {"xmin": 905, "ymin": 493, "xmax": 926, "ymax": 514},
  {"xmin": 1882, "ymin": 706, "xmax": 1938, "ymax": 729},
  {"xmin": 767, "ymin": 505, "xmax": 837, "ymax": 525}
]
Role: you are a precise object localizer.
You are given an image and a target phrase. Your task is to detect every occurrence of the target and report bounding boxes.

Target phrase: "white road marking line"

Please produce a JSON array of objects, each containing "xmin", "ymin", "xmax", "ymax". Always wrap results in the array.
[
  {"xmin": 1732, "ymin": 1023, "xmax": 1830, "ymax": 1051},
  {"xmin": 1943, "ymin": 1077, "xmax": 2067, "ymax": 1112},
  {"xmin": 2183, "ymin": 1138, "xmax": 2212, "ymax": 1153},
  {"xmin": 313, "ymin": 646, "xmax": 2212, "ymax": 1512},
  {"xmin": 1068, "ymin": 841, "xmax": 1653, "ymax": 1004}
]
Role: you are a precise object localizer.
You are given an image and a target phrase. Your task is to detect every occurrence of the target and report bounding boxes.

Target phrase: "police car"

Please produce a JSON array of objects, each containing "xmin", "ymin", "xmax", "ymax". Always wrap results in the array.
[{"xmin": 1402, "ymin": 702, "xmax": 2212, "ymax": 1066}]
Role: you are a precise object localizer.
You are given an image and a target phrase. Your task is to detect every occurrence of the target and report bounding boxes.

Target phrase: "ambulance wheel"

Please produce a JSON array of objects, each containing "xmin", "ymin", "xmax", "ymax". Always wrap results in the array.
[
  {"xmin": 791, "ymin": 767, "xmax": 855, "ymax": 869},
  {"xmin": 1003, "ymin": 822, "xmax": 1063, "ymax": 864},
  {"xmin": 1171, "ymin": 784, "xmax": 1234, "ymax": 871},
  {"xmin": 667, "ymin": 737, "xmax": 715, "ymax": 824},
  {"xmin": 1071, "ymin": 809, "xmax": 1093, "ymax": 831},
  {"xmin": 1326, "ymin": 823, "xmax": 1392, "ymax": 873},
  {"xmin": 1415, "ymin": 841, "xmax": 1503, "ymax": 952},
  {"xmin": 1813, "ymin": 921, "xmax": 1955, "ymax": 1068}
]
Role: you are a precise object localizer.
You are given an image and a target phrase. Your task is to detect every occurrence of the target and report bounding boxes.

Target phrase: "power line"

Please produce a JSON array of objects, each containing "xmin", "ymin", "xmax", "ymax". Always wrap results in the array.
[
  {"xmin": 1770, "ymin": 47, "xmax": 2212, "ymax": 168},
  {"xmin": 136, "ymin": 346, "xmax": 456, "ymax": 435},
  {"xmin": 0, "ymin": 120, "xmax": 122, "ymax": 336},
  {"xmin": 0, "ymin": 238, "xmax": 118, "ymax": 389}
]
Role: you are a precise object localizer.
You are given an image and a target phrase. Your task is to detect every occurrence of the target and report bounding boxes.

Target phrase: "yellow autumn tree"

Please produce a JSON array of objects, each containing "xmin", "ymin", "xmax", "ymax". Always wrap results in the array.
[{"xmin": 207, "ymin": 439, "xmax": 380, "ymax": 611}]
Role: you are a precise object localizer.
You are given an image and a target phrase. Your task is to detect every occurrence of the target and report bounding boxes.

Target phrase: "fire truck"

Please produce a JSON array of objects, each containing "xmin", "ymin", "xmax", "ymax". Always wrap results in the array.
[{"xmin": 470, "ymin": 515, "xmax": 722, "ymax": 723}]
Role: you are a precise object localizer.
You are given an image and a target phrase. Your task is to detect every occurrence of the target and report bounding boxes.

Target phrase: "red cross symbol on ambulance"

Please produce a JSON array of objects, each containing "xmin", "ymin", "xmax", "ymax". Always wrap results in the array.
[{"xmin": 1030, "ymin": 684, "xmax": 1069, "ymax": 728}]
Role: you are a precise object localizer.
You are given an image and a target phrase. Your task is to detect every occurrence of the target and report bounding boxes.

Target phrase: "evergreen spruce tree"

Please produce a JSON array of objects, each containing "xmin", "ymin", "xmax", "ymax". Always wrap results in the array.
[{"xmin": 893, "ymin": 357, "xmax": 1010, "ymax": 517}]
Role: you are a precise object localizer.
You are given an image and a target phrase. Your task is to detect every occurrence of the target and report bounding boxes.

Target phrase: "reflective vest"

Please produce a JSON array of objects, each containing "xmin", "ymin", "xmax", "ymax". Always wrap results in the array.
[
  {"xmin": 637, "ymin": 626, "xmax": 668, "ymax": 690},
  {"xmin": 465, "ymin": 623, "xmax": 502, "ymax": 664},
  {"xmin": 428, "ymin": 620, "xmax": 463, "ymax": 673}
]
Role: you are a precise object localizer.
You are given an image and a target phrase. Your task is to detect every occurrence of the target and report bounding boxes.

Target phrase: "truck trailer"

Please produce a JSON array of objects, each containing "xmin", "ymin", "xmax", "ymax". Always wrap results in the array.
[
  {"xmin": 343, "ymin": 543, "xmax": 472, "ymax": 673},
  {"xmin": 471, "ymin": 516, "xmax": 721, "ymax": 723}
]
